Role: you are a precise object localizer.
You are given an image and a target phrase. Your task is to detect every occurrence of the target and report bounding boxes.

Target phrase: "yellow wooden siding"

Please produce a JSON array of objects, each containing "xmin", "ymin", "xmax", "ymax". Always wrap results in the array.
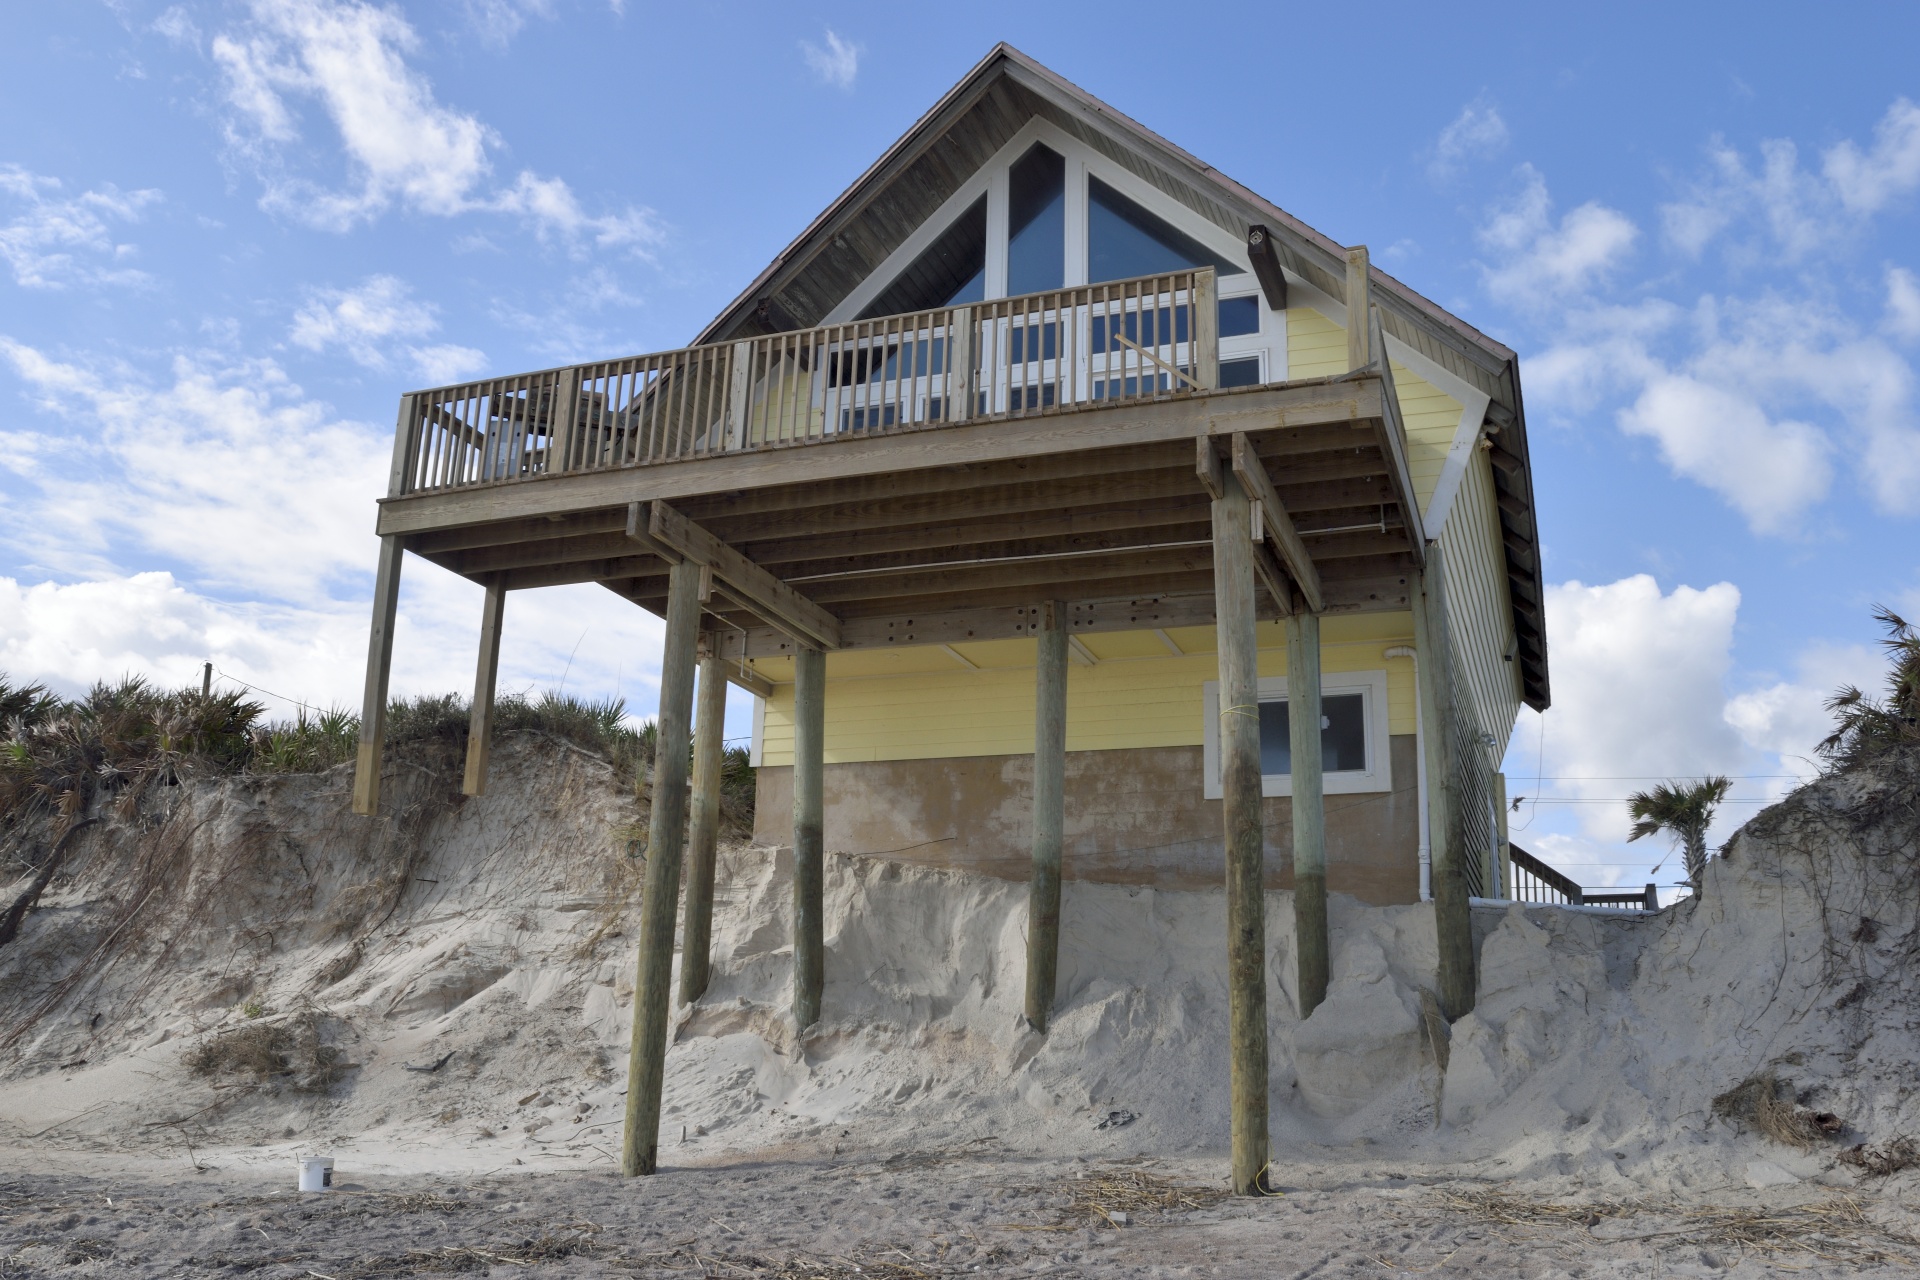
[
  {"xmin": 1437, "ymin": 448, "xmax": 1521, "ymax": 757},
  {"xmin": 1284, "ymin": 307, "xmax": 1462, "ymax": 515},
  {"xmin": 756, "ymin": 616, "xmax": 1418, "ymax": 766}
]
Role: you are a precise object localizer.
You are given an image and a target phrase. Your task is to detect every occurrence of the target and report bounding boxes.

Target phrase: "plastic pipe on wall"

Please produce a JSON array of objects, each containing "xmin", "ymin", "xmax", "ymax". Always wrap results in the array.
[{"xmin": 1383, "ymin": 645, "xmax": 1430, "ymax": 902}]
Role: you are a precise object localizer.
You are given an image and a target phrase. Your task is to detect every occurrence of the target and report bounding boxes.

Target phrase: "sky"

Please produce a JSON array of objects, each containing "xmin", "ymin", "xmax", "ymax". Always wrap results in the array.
[{"xmin": 2, "ymin": 1, "xmax": 1917, "ymax": 900}]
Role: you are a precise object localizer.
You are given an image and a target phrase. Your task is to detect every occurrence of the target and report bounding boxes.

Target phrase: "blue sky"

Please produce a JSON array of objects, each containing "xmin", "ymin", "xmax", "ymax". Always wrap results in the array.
[{"xmin": 3, "ymin": 2, "xmax": 1917, "ymax": 898}]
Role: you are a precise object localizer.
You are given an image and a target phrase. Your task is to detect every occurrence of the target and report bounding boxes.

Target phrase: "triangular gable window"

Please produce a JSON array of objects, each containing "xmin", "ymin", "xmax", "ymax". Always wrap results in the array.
[
  {"xmin": 858, "ymin": 196, "xmax": 986, "ymax": 319},
  {"xmin": 1007, "ymin": 143, "xmax": 1065, "ymax": 295},
  {"xmin": 1088, "ymin": 175, "xmax": 1244, "ymax": 284}
]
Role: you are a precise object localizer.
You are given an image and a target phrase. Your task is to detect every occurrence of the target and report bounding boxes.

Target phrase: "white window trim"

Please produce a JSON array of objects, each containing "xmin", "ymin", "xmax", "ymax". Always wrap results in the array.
[
  {"xmin": 1201, "ymin": 670, "xmax": 1392, "ymax": 799},
  {"xmin": 748, "ymin": 693, "xmax": 766, "ymax": 768}
]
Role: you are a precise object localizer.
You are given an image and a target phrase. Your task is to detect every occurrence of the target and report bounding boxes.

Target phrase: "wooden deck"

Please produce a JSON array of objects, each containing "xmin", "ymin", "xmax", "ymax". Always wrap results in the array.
[{"xmin": 376, "ymin": 269, "xmax": 1428, "ymax": 662}]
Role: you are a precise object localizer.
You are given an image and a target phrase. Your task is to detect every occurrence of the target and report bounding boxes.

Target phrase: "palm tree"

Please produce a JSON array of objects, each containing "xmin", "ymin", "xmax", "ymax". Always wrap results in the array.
[
  {"xmin": 1626, "ymin": 776, "xmax": 1733, "ymax": 897},
  {"xmin": 1819, "ymin": 606, "xmax": 1920, "ymax": 768}
]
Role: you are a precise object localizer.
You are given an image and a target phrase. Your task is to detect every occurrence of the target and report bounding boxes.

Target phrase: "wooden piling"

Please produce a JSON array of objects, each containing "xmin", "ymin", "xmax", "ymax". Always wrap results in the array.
[
  {"xmin": 1287, "ymin": 610, "xmax": 1329, "ymax": 1018},
  {"xmin": 1212, "ymin": 470, "xmax": 1270, "ymax": 1196},
  {"xmin": 461, "ymin": 582, "xmax": 506, "ymax": 797},
  {"xmin": 792, "ymin": 646, "xmax": 826, "ymax": 1031},
  {"xmin": 1412, "ymin": 551, "xmax": 1476, "ymax": 1020},
  {"xmin": 621, "ymin": 558, "xmax": 702, "ymax": 1177},
  {"xmin": 1024, "ymin": 601, "xmax": 1068, "ymax": 1031},
  {"xmin": 680, "ymin": 654, "xmax": 728, "ymax": 1005},
  {"xmin": 351, "ymin": 534, "xmax": 405, "ymax": 817}
]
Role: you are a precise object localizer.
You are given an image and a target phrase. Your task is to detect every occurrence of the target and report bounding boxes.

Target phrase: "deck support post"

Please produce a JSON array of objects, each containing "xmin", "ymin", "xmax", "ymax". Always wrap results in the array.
[
  {"xmin": 1413, "ymin": 550, "xmax": 1475, "ymax": 1020},
  {"xmin": 1024, "ymin": 600, "xmax": 1068, "ymax": 1032},
  {"xmin": 621, "ymin": 558, "xmax": 702, "ymax": 1177},
  {"xmin": 461, "ymin": 582, "xmax": 506, "ymax": 797},
  {"xmin": 351, "ymin": 534, "xmax": 405, "ymax": 816},
  {"xmin": 680, "ymin": 654, "xmax": 728, "ymax": 1005},
  {"xmin": 1212, "ymin": 471, "xmax": 1270, "ymax": 1196},
  {"xmin": 1287, "ymin": 610, "xmax": 1329, "ymax": 1018},
  {"xmin": 792, "ymin": 646, "xmax": 826, "ymax": 1031}
]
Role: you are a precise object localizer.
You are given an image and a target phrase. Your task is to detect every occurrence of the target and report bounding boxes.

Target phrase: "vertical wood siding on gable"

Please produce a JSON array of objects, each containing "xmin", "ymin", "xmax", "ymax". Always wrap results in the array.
[
  {"xmin": 1284, "ymin": 307, "xmax": 1463, "ymax": 515},
  {"xmin": 1438, "ymin": 447, "xmax": 1522, "ymax": 760},
  {"xmin": 756, "ymin": 622, "xmax": 1417, "ymax": 767}
]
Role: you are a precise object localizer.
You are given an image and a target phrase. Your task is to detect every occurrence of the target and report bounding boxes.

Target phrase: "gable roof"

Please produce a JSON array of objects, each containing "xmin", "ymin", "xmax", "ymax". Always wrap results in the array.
[{"xmin": 693, "ymin": 44, "xmax": 1548, "ymax": 711}]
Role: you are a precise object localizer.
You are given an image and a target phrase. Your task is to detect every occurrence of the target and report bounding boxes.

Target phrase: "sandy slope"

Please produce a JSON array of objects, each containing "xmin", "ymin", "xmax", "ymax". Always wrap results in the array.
[{"xmin": 2, "ymin": 736, "xmax": 1918, "ymax": 1274}]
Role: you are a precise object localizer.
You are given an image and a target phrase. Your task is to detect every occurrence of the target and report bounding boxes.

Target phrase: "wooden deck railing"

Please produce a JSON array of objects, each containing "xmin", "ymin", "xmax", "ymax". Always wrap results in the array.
[
  {"xmin": 1509, "ymin": 844, "xmax": 1659, "ymax": 910},
  {"xmin": 393, "ymin": 269, "xmax": 1219, "ymax": 497}
]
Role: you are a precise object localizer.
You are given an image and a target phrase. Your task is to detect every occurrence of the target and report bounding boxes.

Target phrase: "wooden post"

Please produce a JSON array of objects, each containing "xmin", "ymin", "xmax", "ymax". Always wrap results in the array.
[
  {"xmin": 621, "ymin": 558, "xmax": 702, "ymax": 1178},
  {"xmin": 947, "ymin": 306, "xmax": 975, "ymax": 423},
  {"xmin": 1413, "ymin": 550, "xmax": 1475, "ymax": 1020},
  {"xmin": 1287, "ymin": 610, "xmax": 1329, "ymax": 1018},
  {"xmin": 1193, "ymin": 269, "xmax": 1219, "ymax": 390},
  {"xmin": 792, "ymin": 646, "xmax": 826, "ymax": 1030},
  {"xmin": 1024, "ymin": 600, "xmax": 1068, "ymax": 1031},
  {"xmin": 1346, "ymin": 247, "xmax": 1372, "ymax": 371},
  {"xmin": 680, "ymin": 654, "xmax": 728, "ymax": 1005},
  {"xmin": 351, "ymin": 533, "xmax": 405, "ymax": 817},
  {"xmin": 201, "ymin": 662, "xmax": 211, "ymax": 698},
  {"xmin": 462, "ymin": 582, "xmax": 506, "ymax": 797},
  {"xmin": 1212, "ymin": 470, "xmax": 1270, "ymax": 1196}
]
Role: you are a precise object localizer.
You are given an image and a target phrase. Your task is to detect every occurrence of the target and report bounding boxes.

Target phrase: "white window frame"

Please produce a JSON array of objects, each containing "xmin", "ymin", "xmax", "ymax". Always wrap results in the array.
[
  {"xmin": 824, "ymin": 119, "xmax": 1288, "ymax": 384},
  {"xmin": 1201, "ymin": 670, "xmax": 1392, "ymax": 799}
]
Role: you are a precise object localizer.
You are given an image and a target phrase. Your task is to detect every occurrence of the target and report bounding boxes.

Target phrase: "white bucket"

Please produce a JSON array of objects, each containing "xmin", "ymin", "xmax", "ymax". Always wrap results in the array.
[{"xmin": 297, "ymin": 1155, "xmax": 333, "ymax": 1192}]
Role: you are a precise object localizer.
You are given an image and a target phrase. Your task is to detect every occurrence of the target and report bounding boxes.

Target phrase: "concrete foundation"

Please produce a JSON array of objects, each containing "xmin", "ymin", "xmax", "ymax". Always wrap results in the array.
[{"xmin": 753, "ymin": 736, "xmax": 1421, "ymax": 905}]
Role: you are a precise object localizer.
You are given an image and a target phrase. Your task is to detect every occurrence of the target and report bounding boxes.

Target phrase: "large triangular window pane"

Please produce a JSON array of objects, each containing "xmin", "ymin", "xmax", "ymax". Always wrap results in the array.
[
  {"xmin": 858, "ymin": 197, "xmax": 986, "ymax": 319},
  {"xmin": 1007, "ymin": 143, "xmax": 1064, "ymax": 295},
  {"xmin": 1088, "ymin": 176, "xmax": 1245, "ymax": 284}
]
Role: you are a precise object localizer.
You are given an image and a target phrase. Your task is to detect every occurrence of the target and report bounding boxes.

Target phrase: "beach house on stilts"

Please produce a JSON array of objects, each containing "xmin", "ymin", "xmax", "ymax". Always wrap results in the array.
[{"xmin": 350, "ymin": 45, "xmax": 1557, "ymax": 1193}]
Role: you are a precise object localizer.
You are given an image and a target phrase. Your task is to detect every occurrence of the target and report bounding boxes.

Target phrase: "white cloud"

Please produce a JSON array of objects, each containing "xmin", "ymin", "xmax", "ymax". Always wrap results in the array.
[
  {"xmin": 462, "ymin": 0, "xmax": 554, "ymax": 47},
  {"xmin": 287, "ymin": 275, "xmax": 491, "ymax": 385},
  {"xmin": 1662, "ymin": 99, "xmax": 1920, "ymax": 260},
  {"xmin": 1823, "ymin": 97, "xmax": 1920, "ymax": 216},
  {"xmin": 152, "ymin": 5, "xmax": 202, "ymax": 47},
  {"xmin": 410, "ymin": 343, "xmax": 489, "ymax": 385},
  {"xmin": 801, "ymin": 31, "xmax": 860, "ymax": 91},
  {"xmin": 289, "ymin": 273, "xmax": 434, "ymax": 360},
  {"xmin": 1480, "ymin": 166, "xmax": 1637, "ymax": 308},
  {"xmin": 1430, "ymin": 97, "xmax": 1508, "ymax": 180},
  {"xmin": 1532, "ymin": 293, "xmax": 1920, "ymax": 529},
  {"xmin": 1527, "ymin": 575, "xmax": 1746, "ymax": 842},
  {"xmin": 0, "ymin": 338, "xmax": 386, "ymax": 600},
  {"xmin": 0, "ymin": 166, "xmax": 161, "ymax": 289},
  {"xmin": 1887, "ymin": 266, "xmax": 1920, "ymax": 341},
  {"xmin": 1617, "ymin": 374, "xmax": 1832, "ymax": 534},
  {"xmin": 210, "ymin": 0, "xmax": 658, "ymax": 253},
  {"xmin": 1723, "ymin": 640, "xmax": 1886, "ymax": 785}
]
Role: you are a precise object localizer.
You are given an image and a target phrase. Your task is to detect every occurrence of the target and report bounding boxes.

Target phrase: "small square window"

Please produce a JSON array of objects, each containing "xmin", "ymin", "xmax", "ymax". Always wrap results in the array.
[
  {"xmin": 1218, "ymin": 356, "xmax": 1262, "ymax": 388},
  {"xmin": 1201, "ymin": 671, "xmax": 1392, "ymax": 799},
  {"xmin": 1218, "ymin": 295, "xmax": 1260, "ymax": 337}
]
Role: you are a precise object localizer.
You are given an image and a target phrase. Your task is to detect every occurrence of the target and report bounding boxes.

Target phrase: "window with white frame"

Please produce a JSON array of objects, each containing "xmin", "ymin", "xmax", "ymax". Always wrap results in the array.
[
  {"xmin": 1201, "ymin": 671, "xmax": 1392, "ymax": 798},
  {"xmin": 828, "ymin": 120, "xmax": 1284, "ymax": 389}
]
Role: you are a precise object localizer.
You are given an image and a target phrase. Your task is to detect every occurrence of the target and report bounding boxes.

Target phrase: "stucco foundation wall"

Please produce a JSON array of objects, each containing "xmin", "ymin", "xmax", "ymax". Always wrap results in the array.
[{"xmin": 753, "ymin": 736, "xmax": 1421, "ymax": 905}]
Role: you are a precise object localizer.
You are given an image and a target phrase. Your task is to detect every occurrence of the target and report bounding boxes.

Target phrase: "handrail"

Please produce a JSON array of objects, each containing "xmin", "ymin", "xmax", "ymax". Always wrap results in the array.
[
  {"xmin": 1509, "ymin": 843, "xmax": 1659, "ymax": 910},
  {"xmin": 393, "ymin": 268, "xmax": 1224, "ymax": 498}
]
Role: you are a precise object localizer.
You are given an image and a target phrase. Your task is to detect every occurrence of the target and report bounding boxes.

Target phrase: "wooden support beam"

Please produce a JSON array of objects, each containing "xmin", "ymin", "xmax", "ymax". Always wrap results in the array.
[
  {"xmin": 939, "ymin": 644, "xmax": 978, "ymax": 670},
  {"xmin": 1368, "ymin": 306, "xmax": 1429, "ymax": 561},
  {"xmin": 1153, "ymin": 627, "xmax": 1184, "ymax": 656},
  {"xmin": 792, "ymin": 646, "xmax": 826, "ymax": 1031},
  {"xmin": 1024, "ymin": 600, "xmax": 1068, "ymax": 1033},
  {"xmin": 461, "ymin": 582, "xmax": 506, "ymax": 797},
  {"xmin": 351, "ymin": 535, "xmax": 405, "ymax": 817},
  {"xmin": 1250, "ymin": 539, "xmax": 1295, "ymax": 618},
  {"xmin": 1066, "ymin": 635, "xmax": 1098, "ymax": 667},
  {"xmin": 1413, "ymin": 551, "xmax": 1475, "ymax": 1020},
  {"xmin": 1193, "ymin": 269, "xmax": 1219, "ymax": 390},
  {"xmin": 680, "ymin": 655, "xmax": 728, "ymax": 1006},
  {"xmin": 1288, "ymin": 611, "xmax": 1329, "ymax": 1018},
  {"xmin": 622, "ymin": 558, "xmax": 702, "ymax": 1177},
  {"xmin": 645, "ymin": 501, "xmax": 842, "ymax": 650},
  {"xmin": 1346, "ymin": 246, "xmax": 1371, "ymax": 372},
  {"xmin": 1212, "ymin": 472, "xmax": 1270, "ymax": 1196},
  {"xmin": 1232, "ymin": 433, "xmax": 1325, "ymax": 613},
  {"xmin": 1246, "ymin": 225, "xmax": 1288, "ymax": 311}
]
